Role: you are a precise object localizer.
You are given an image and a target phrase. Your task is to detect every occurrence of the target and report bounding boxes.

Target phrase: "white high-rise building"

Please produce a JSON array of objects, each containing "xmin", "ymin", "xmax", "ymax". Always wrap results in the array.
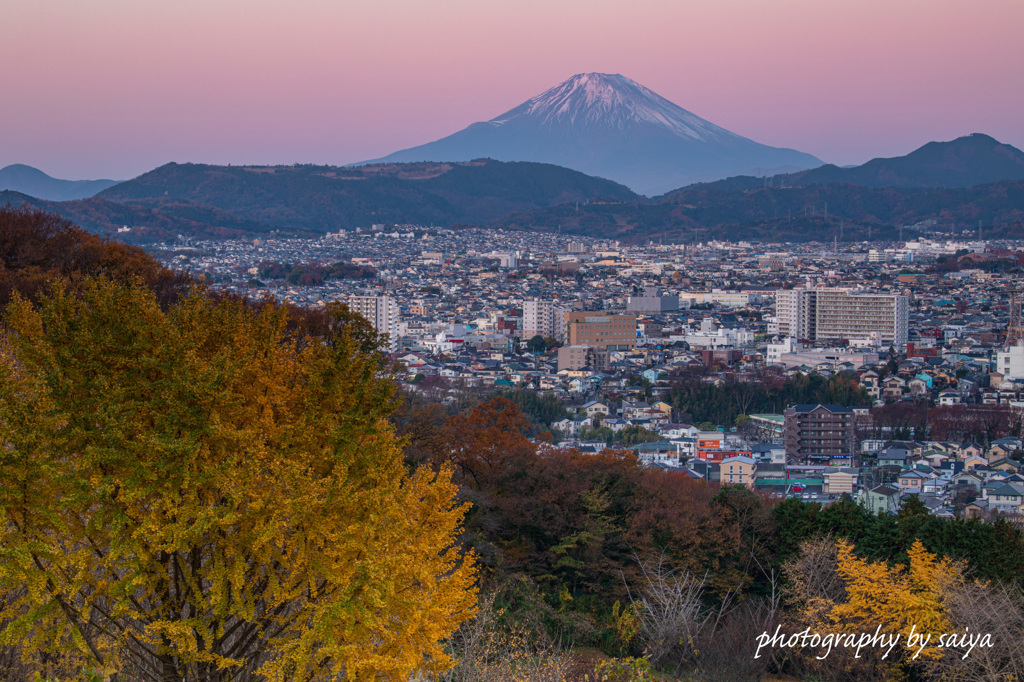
[
  {"xmin": 774, "ymin": 288, "xmax": 908, "ymax": 347},
  {"xmin": 345, "ymin": 295, "xmax": 400, "ymax": 351},
  {"xmin": 996, "ymin": 343, "xmax": 1024, "ymax": 381},
  {"xmin": 774, "ymin": 289, "xmax": 813, "ymax": 340},
  {"xmin": 522, "ymin": 299, "xmax": 567, "ymax": 341}
]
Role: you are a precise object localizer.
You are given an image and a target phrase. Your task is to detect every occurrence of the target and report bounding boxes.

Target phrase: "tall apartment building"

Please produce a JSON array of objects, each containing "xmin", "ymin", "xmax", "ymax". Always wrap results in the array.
[
  {"xmin": 523, "ymin": 299, "xmax": 567, "ymax": 341},
  {"xmin": 774, "ymin": 289, "xmax": 813, "ymax": 340},
  {"xmin": 784, "ymin": 404, "xmax": 855, "ymax": 465},
  {"xmin": 564, "ymin": 311, "xmax": 637, "ymax": 351},
  {"xmin": 497, "ymin": 253, "xmax": 519, "ymax": 268},
  {"xmin": 774, "ymin": 288, "xmax": 908, "ymax": 346},
  {"xmin": 345, "ymin": 295, "xmax": 399, "ymax": 351}
]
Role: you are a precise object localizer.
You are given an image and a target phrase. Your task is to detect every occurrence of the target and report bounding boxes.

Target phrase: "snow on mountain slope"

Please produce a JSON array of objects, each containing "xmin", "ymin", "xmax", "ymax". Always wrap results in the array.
[
  {"xmin": 363, "ymin": 73, "xmax": 823, "ymax": 196},
  {"xmin": 488, "ymin": 73, "xmax": 735, "ymax": 141}
]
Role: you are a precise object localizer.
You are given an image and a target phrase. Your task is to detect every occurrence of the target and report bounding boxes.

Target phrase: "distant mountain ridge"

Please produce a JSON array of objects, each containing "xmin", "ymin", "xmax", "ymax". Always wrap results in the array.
[
  {"xmin": 494, "ymin": 180, "xmax": 1024, "ymax": 243},
  {"xmin": 0, "ymin": 159, "xmax": 637, "ymax": 242},
  {"xmin": 5, "ymin": 133, "xmax": 1024, "ymax": 245},
  {"xmin": 688, "ymin": 134, "xmax": 1024, "ymax": 193},
  {"xmin": 96, "ymin": 160, "xmax": 638, "ymax": 231},
  {"xmin": 0, "ymin": 164, "xmax": 119, "ymax": 201},
  {"xmin": 363, "ymin": 73, "xmax": 823, "ymax": 196}
]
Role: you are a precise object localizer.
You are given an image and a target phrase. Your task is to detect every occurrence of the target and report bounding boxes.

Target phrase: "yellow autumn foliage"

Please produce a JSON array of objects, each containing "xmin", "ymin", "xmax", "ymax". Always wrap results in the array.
[
  {"xmin": 0, "ymin": 279, "xmax": 477, "ymax": 680},
  {"xmin": 785, "ymin": 537, "xmax": 960, "ymax": 667},
  {"xmin": 828, "ymin": 539, "xmax": 956, "ymax": 660}
]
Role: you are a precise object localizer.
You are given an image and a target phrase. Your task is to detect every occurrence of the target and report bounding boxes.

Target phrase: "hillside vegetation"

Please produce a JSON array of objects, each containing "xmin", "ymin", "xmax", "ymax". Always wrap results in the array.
[{"xmin": 495, "ymin": 180, "xmax": 1024, "ymax": 242}]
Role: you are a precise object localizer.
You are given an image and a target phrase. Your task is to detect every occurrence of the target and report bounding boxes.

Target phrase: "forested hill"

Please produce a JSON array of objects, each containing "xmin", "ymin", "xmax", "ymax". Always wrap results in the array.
[
  {"xmin": 95, "ymin": 160, "xmax": 639, "ymax": 232},
  {"xmin": 0, "ymin": 189, "xmax": 301, "ymax": 244},
  {"xmin": 2, "ymin": 160, "xmax": 638, "ymax": 243},
  {"xmin": 673, "ymin": 134, "xmax": 1024, "ymax": 193},
  {"xmin": 493, "ymin": 180, "xmax": 1024, "ymax": 243}
]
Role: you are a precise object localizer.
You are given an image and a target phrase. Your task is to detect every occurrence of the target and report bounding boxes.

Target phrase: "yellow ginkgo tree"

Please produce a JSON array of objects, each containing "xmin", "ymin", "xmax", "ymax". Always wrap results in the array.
[
  {"xmin": 0, "ymin": 279, "xmax": 476, "ymax": 681},
  {"xmin": 829, "ymin": 539, "xmax": 956, "ymax": 660}
]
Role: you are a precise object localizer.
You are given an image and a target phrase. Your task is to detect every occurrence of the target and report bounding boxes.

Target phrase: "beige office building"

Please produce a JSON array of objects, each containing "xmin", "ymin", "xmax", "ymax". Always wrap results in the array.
[{"xmin": 564, "ymin": 311, "xmax": 637, "ymax": 351}]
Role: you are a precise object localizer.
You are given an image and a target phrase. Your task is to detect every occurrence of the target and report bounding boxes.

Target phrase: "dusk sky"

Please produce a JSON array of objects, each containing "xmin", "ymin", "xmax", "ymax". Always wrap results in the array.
[{"xmin": 3, "ymin": 0, "xmax": 1022, "ymax": 180}]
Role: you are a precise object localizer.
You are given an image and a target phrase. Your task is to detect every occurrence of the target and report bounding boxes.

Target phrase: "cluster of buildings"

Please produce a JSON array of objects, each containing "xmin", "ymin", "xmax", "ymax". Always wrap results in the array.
[{"xmin": 150, "ymin": 228, "xmax": 1024, "ymax": 521}]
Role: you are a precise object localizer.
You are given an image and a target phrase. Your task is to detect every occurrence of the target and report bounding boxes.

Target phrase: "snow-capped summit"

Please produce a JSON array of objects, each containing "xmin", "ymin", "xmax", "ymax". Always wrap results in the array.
[
  {"xmin": 489, "ymin": 73, "xmax": 730, "ymax": 141},
  {"xmin": 363, "ymin": 73, "xmax": 822, "ymax": 195}
]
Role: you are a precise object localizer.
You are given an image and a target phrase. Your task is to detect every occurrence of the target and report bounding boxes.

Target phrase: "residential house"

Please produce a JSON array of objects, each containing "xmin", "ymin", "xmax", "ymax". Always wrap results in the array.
[
  {"xmin": 960, "ymin": 442, "xmax": 984, "ymax": 461},
  {"xmin": 985, "ymin": 483, "xmax": 1024, "ymax": 514},
  {"xmin": 962, "ymin": 453, "xmax": 988, "ymax": 470},
  {"xmin": 990, "ymin": 458, "xmax": 1021, "ymax": 474},
  {"xmin": 660, "ymin": 424, "xmax": 699, "ymax": 439},
  {"xmin": 823, "ymin": 467, "xmax": 859, "ymax": 495},
  {"xmin": 877, "ymin": 447, "xmax": 910, "ymax": 469},
  {"xmin": 632, "ymin": 441, "xmax": 682, "ymax": 468},
  {"xmin": 651, "ymin": 401, "xmax": 674, "ymax": 418},
  {"xmin": 602, "ymin": 418, "xmax": 629, "ymax": 433},
  {"xmin": 721, "ymin": 455, "xmax": 757, "ymax": 488},
  {"xmin": 951, "ymin": 470, "xmax": 985, "ymax": 493},
  {"xmin": 882, "ymin": 376, "xmax": 906, "ymax": 400},
  {"xmin": 937, "ymin": 388, "xmax": 961, "ymax": 406},
  {"xmin": 621, "ymin": 399, "xmax": 651, "ymax": 420},
  {"xmin": 861, "ymin": 485, "xmax": 902, "ymax": 515},
  {"xmin": 859, "ymin": 371, "xmax": 880, "ymax": 399},
  {"xmin": 896, "ymin": 469, "xmax": 933, "ymax": 494},
  {"xmin": 908, "ymin": 376, "xmax": 930, "ymax": 396},
  {"xmin": 581, "ymin": 400, "xmax": 610, "ymax": 420}
]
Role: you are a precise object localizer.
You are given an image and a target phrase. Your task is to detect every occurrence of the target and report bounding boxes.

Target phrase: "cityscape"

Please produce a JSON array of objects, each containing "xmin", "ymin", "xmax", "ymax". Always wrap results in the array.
[{"xmin": 151, "ymin": 227, "xmax": 1024, "ymax": 519}]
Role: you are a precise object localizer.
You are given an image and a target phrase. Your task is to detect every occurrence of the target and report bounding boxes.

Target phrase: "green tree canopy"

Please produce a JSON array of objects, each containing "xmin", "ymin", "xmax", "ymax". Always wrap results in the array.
[{"xmin": 526, "ymin": 334, "xmax": 548, "ymax": 353}]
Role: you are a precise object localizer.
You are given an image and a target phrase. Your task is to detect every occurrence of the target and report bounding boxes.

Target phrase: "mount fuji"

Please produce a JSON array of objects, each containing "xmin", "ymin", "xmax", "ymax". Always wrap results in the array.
[{"xmin": 363, "ymin": 73, "xmax": 823, "ymax": 196}]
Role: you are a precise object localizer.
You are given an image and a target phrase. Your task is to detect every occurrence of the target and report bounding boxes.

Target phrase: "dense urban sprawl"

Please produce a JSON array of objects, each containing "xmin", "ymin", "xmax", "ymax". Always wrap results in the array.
[{"xmin": 150, "ymin": 227, "xmax": 1024, "ymax": 521}]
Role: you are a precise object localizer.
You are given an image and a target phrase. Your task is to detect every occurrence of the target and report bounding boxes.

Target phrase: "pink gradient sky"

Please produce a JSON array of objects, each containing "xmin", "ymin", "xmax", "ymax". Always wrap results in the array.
[{"xmin": 3, "ymin": 0, "xmax": 1022, "ymax": 180}]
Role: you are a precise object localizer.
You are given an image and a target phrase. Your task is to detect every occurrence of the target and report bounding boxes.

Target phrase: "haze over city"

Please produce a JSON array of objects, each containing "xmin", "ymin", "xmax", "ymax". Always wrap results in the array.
[{"xmin": 3, "ymin": 0, "xmax": 1023, "ymax": 180}]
